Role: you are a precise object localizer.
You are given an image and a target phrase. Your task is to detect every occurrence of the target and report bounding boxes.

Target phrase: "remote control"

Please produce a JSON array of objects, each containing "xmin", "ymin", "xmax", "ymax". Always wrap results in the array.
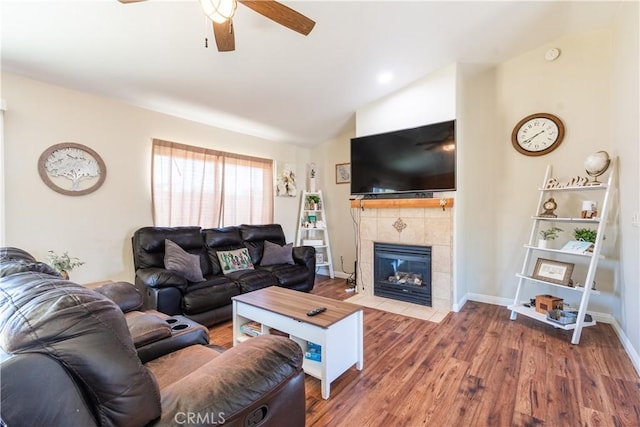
[{"xmin": 306, "ymin": 307, "xmax": 326, "ymax": 316}]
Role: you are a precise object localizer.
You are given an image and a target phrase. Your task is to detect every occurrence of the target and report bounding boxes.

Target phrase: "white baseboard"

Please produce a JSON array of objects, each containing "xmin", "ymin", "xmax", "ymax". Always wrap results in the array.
[
  {"xmin": 462, "ymin": 292, "xmax": 640, "ymax": 377},
  {"xmin": 316, "ymin": 268, "xmax": 350, "ymax": 280}
]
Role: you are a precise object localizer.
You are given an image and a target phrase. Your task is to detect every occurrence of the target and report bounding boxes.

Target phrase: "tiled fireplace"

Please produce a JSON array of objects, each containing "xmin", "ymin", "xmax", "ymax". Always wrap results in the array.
[{"xmin": 353, "ymin": 199, "xmax": 453, "ymax": 312}]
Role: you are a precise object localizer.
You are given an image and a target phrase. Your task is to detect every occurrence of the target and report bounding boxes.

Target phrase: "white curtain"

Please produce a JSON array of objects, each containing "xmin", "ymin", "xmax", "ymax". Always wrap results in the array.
[{"xmin": 152, "ymin": 139, "xmax": 273, "ymax": 227}]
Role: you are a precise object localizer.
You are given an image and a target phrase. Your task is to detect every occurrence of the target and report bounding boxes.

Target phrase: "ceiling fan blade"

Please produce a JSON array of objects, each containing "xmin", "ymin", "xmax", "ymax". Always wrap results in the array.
[
  {"xmin": 213, "ymin": 19, "xmax": 235, "ymax": 52},
  {"xmin": 239, "ymin": 0, "xmax": 315, "ymax": 35}
]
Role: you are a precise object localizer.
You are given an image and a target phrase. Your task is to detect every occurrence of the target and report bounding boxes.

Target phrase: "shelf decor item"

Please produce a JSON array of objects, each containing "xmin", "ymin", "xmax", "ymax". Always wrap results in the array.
[
  {"xmin": 538, "ymin": 197, "xmax": 558, "ymax": 218},
  {"xmin": 532, "ymin": 258, "xmax": 574, "ymax": 286},
  {"xmin": 560, "ymin": 240, "xmax": 594, "ymax": 254},
  {"xmin": 584, "ymin": 151, "xmax": 610, "ymax": 186},
  {"xmin": 38, "ymin": 142, "xmax": 107, "ymax": 196},
  {"xmin": 309, "ymin": 163, "xmax": 317, "ymax": 192},
  {"xmin": 574, "ymin": 227, "xmax": 598, "ymax": 244},
  {"xmin": 538, "ymin": 226, "xmax": 563, "ymax": 248},
  {"xmin": 581, "ymin": 201, "xmax": 597, "ymax": 219}
]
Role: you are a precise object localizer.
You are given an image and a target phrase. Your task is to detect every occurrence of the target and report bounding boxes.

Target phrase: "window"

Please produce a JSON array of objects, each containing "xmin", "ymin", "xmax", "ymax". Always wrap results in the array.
[{"xmin": 152, "ymin": 139, "xmax": 273, "ymax": 227}]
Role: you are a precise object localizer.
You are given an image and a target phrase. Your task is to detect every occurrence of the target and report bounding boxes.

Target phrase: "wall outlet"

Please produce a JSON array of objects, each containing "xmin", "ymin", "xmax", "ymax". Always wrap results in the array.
[{"xmin": 632, "ymin": 212, "xmax": 640, "ymax": 227}]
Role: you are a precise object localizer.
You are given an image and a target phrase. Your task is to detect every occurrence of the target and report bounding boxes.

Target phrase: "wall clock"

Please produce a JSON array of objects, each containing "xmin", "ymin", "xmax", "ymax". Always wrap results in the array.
[
  {"xmin": 511, "ymin": 113, "xmax": 565, "ymax": 156},
  {"xmin": 38, "ymin": 142, "xmax": 107, "ymax": 196}
]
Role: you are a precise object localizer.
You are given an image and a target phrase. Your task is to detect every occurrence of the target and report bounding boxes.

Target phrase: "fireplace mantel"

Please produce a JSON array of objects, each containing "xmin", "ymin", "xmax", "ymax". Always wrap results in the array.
[{"xmin": 350, "ymin": 197, "xmax": 454, "ymax": 209}]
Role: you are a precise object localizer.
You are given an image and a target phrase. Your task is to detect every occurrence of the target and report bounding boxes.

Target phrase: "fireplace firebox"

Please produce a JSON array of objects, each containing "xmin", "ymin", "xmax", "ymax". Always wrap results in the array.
[{"xmin": 373, "ymin": 243, "xmax": 431, "ymax": 306}]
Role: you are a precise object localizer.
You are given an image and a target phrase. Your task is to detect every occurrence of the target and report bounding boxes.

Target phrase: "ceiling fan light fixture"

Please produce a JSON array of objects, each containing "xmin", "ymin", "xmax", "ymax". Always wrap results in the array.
[{"xmin": 200, "ymin": 0, "xmax": 237, "ymax": 24}]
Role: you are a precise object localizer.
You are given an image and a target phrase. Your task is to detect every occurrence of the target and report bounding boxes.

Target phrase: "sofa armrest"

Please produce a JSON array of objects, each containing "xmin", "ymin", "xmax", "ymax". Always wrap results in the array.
[
  {"xmin": 152, "ymin": 335, "xmax": 305, "ymax": 426},
  {"xmin": 93, "ymin": 281, "xmax": 144, "ymax": 312},
  {"xmin": 292, "ymin": 245, "xmax": 315, "ymax": 266},
  {"xmin": 136, "ymin": 268, "xmax": 188, "ymax": 289}
]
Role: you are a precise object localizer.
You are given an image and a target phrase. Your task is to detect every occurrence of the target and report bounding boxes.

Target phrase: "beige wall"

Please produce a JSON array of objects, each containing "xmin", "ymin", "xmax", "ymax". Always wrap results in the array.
[
  {"xmin": 611, "ymin": 0, "xmax": 639, "ymax": 364},
  {"xmin": 309, "ymin": 129, "xmax": 355, "ymax": 279},
  {"xmin": 2, "ymin": 73, "xmax": 310, "ymax": 284}
]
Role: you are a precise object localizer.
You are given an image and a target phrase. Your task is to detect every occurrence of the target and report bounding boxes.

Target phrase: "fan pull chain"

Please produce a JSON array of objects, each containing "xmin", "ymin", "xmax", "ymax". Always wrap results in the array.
[{"xmin": 204, "ymin": 17, "xmax": 209, "ymax": 49}]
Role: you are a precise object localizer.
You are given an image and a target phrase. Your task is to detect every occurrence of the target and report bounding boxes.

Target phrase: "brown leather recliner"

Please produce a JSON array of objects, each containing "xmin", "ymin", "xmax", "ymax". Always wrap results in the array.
[{"xmin": 0, "ymin": 253, "xmax": 306, "ymax": 427}]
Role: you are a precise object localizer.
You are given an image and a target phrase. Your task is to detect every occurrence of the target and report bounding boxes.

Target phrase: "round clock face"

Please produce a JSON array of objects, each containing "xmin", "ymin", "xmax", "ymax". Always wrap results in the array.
[
  {"xmin": 511, "ymin": 113, "xmax": 565, "ymax": 156},
  {"xmin": 544, "ymin": 199, "xmax": 557, "ymax": 210},
  {"xmin": 38, "ymin": 142, "xmax": 107, "ymax": 196}
]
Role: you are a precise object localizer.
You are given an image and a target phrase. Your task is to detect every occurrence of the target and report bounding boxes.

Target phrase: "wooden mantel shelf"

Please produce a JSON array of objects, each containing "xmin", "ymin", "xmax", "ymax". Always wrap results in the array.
[{"xmin": 350, "ymin": 197, "xmax": 454, "ymax": 209}]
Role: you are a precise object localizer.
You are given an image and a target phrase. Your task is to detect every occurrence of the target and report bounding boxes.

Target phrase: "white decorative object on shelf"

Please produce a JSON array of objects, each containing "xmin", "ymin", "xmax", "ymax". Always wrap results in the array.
[{"xmin": 584, "ymin": 151, "xmax": 611, "ymax": 186}]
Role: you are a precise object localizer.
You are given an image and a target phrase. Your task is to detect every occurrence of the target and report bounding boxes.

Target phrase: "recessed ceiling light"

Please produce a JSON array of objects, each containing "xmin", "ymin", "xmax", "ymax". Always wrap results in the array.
[{"xmin": 377, "ymin": 72, "xmax": 393, "ymax": 84}]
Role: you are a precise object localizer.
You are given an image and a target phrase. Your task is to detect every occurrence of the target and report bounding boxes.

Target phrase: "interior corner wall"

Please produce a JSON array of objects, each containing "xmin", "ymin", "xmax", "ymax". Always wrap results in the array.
[
  {"xmin": 2, "ymin": 73, "xmax": 310, "ymax": 284},
  {"xmin": 611, "ymin": 0, "xmax": 640, "ymax": 365}
]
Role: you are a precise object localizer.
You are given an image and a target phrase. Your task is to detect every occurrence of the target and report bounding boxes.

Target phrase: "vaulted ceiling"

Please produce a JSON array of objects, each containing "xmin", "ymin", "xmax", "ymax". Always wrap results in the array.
[{"xmin": 0, "ymin": 1, "xmax": 622, "ymax": 146}]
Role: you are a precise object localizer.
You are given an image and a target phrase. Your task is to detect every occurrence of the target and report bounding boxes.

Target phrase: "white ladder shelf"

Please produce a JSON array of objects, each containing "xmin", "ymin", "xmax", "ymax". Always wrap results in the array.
[
  {"xmin": 295, "ymin": 190, "xmax": 334, "ymax": 278},
  {"xmin": 509, "ymin": 160, "xmax": 615, "ymax": 344}
]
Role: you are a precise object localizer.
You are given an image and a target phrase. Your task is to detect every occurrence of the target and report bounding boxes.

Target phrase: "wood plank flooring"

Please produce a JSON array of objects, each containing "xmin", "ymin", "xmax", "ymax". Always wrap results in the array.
[{"xmin": 208, "ymin": 276, "xmax": 640, "ymax": 426}]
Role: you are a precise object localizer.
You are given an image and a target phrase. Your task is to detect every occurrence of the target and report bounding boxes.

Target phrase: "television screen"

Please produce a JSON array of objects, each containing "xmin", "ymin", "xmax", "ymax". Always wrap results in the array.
[{"xmin": 350, "ymin": 120, "xmax": 456, "ymax": 196}]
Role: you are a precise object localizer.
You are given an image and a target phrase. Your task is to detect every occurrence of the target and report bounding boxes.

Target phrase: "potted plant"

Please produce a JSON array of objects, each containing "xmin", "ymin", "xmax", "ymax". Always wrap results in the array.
[
  {"xmin": 47, "ymin": 250, "xmax": 85, "ymax": 279},
  {"xmin": 574, "ymin": 227, "xmax": 598, "ymax": 243},
  {"xmin": 538, "ymin": 227, "xmax": 563, "ymax": 248},
  {"xmin": 306, "ymin": 194, "xmax": 320, "ymax": 210}
]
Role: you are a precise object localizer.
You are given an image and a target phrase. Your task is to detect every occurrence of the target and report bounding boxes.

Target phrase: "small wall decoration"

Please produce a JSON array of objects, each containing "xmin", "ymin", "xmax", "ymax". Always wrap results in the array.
[
  {"xmin": 38, "ymin": 142, "xmax": 106, "ymax": 196},
  {"xmin": 276, "ymin": 164, "xmax": 297, "ymax": 197},
  {"xmin": 532, "ymin": 258, "xmax": 574, "ymax": 286},
  {"xmin": 336, "ymin": 163, "xmax": 350, "ymax": 184},
  {"xmin": 315, "ymin": 253, "xmax": 324, "ymax": 264}
]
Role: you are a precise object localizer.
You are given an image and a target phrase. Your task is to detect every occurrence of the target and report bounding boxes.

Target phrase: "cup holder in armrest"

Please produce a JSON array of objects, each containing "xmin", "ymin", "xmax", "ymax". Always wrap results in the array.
[
  {"xmin": 166, "ymin": 318, "xmax": 179, "ymax": 324},
  {"xmin": 172, "ymin": 324, "xmax": 190, "ymax": 331}
]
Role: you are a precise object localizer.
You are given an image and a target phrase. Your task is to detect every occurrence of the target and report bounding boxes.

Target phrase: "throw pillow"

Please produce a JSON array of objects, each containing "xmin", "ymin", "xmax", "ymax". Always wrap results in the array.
[
  {"xmin": 216, "ymin": 248, "xmax": 255, "ymax": 274},
  {"xmin": 261, "ymin": 241, "xmax": 294, "ymax": 266},
  {"xmin": 164, "ymin": 239, "xmax": 205, "ymax": 282}
]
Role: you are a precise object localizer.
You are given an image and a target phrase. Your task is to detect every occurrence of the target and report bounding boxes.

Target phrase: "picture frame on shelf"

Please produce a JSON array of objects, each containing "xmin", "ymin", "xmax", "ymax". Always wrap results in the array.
[
  {"xmin": 532, "ymin": 258, "xmax": 574, "ymax": 286},
  {"xmin": 315, "ymin": 253, "xmax": 324, "ymax": 264},
  {"xmin": 336, "ymin": 163, "xmax": 351, "ymax": 184}
]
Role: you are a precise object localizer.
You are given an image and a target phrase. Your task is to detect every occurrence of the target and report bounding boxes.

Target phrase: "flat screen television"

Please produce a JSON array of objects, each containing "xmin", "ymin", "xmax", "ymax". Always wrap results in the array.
[{"xmin": 350, "ymin": 120, "xmax": 456, "ymax": 197}]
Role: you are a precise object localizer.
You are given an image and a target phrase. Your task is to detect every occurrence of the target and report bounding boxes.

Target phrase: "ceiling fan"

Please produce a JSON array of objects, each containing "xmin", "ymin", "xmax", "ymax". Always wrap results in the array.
[{"xmin": 117, "ymin": 0, "xmax": 316, "ymax": 52}]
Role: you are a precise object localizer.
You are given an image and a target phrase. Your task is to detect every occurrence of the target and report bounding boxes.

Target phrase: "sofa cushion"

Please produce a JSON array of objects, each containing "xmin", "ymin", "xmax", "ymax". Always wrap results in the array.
[
  {"xmin": 183, "ymin": 279, "xmax": 241, "ymax": 314},
  {"xmin": 259, "ymin": 264, "xmax": 311, "ymax": 288},
  {"xmin": 202, "ymin": 227, "xmax": 244, "ymax": 275},
  {"xmin": 261, "ymin": 241, "xmax": 295, "ymax": 266},
  {"xmin": 217, "ymin": 248, "xmax": 254, "ymax": 274},
  {"xmin": 227, "ymin": 269, "xmax": 277, "ymax": 293},
  {"xmin": 165, "ymin": 239, "xmax": 205, "ymax": 282}
]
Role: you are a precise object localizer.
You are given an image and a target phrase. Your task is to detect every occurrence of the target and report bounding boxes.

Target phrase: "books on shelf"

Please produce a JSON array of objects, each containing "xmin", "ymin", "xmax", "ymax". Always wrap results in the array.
[
  {"xmin": 240, "ymin": 321, "xmax": 262, "ymax": 337},
  {"xmin": 560, "ymin": 240, "xmax": 594, "ymax": 254},
  {"xmin": 305, "ymin": 342, "xmax": 322, "ymax": 362}
]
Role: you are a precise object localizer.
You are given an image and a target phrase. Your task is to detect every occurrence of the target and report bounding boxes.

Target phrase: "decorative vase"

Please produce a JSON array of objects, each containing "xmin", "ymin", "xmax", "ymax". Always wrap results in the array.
[
  {"xmin": 309, "ymin": 177, "xmax": 316, "ymax": 192},
  {"xmin": 538, "ymin": 239, "xmax": 548, "ymax": 249}
]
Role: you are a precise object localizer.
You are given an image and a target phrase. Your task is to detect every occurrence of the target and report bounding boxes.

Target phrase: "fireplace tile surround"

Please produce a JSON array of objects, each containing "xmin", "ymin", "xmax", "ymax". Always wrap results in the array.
[{"xmin": 349, "ymin": 198, "xmax": 454, "ymax": 318}]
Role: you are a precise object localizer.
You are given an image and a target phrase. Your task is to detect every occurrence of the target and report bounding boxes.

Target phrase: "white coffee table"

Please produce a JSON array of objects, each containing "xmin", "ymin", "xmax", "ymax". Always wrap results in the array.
[{"xmin": 232, "ymin": 286, "xmax": 363, "ymax": 399}]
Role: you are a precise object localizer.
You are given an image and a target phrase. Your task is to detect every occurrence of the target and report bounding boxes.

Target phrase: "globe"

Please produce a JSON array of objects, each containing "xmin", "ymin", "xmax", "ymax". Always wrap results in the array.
[{"xmin": 584, "ymin": 151, "xmax": 610, "ymax": 185}]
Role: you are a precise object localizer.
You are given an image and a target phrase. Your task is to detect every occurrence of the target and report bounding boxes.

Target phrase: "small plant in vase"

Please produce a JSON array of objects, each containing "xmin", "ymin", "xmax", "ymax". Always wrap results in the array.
[
  {"xmin": 574, "ymin": 227, "xmax": 598, "ymax": 243},
  {"xmin": 47, "ymin": 250, "xmax": 85, "ymax": 279},
  {"xmin": 538, "ymin": 227, "xmax": 563, "ymax": 248},
  {"xmin": 306, "ymin": 194, "xmax": 320, "ymax": 210}
]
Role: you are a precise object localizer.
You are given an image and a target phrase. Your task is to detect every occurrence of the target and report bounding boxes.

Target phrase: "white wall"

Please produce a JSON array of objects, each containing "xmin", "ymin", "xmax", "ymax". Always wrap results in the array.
[
  {"xmin": 2, "ymin": 73, "xmax": 310, "ymax": 284},
  {"xmin": 611, "ymin": 0, "xmax": 640, "ymax": 366},
  {"xmin": 356, "ymin": 64, "xmax": 457, "ymax": 137}
]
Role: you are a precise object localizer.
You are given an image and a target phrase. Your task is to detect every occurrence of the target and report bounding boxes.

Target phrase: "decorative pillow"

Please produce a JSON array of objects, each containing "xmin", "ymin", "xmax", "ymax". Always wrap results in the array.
[
  {"xmin": 261, "ymin": 241, "xmax": 294, "ymax": 266},
  {"xmin": 164, "ymin": 239, "xmax": 205, "ymax": 282},
  {"xmin": 216, "ymin": 248, "xmax": 255, "ymax": 274}
]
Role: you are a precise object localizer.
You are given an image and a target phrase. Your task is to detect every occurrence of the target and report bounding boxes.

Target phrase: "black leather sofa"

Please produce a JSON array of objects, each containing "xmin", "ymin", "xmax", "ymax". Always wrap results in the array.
[
  {"xmin": 0, "ymin": 252, "xmax": 306, "ymax": 427},
  {"xmin": 132, "ymin": 224, "xmax": 316, "ymax": 327}
]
